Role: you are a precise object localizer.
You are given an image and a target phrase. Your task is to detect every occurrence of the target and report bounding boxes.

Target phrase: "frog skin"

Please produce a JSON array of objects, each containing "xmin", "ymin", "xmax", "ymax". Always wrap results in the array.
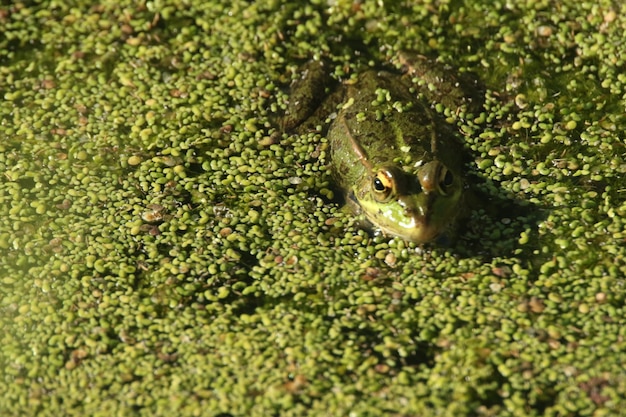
[{"xmin": 284, "ymin": 56, "xmax": 478, "ymax": 243}]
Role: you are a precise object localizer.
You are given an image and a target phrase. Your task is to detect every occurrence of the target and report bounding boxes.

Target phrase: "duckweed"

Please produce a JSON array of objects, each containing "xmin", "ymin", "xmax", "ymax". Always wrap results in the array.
[{"xmin": 1, "ymin": 0, "xmax": 626, "ymax": 416}]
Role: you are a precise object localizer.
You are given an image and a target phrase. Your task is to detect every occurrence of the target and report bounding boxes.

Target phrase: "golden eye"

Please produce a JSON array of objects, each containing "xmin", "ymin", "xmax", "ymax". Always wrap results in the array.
[{"xmin": 372, "ymin": 169, "xmax": 395, "ymax": 202}]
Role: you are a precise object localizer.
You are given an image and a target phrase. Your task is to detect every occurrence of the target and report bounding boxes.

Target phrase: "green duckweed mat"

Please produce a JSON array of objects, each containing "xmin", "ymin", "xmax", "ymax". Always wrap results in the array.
[{"xmin": 1, "ymin": 1, "xmax": 625, "ymax": 416}]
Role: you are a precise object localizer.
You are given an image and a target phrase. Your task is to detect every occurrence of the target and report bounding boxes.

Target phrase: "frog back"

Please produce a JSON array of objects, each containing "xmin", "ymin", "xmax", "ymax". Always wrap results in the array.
[{"xmin": 329, "ymin": 70, "xmax": 464, "ymax": 192}]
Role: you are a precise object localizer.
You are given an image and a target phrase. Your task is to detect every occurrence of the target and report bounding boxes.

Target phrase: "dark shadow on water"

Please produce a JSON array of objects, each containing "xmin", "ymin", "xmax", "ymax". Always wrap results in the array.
[{"xmin": 450, "ymin": 176, "xmax": 548, "ymax": 262}]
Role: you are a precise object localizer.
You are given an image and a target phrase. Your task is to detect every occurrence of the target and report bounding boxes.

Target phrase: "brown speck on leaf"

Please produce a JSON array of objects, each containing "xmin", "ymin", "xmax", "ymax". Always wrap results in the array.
[
  {"xmin": 603, "ymin": 10, "xmax": 617, "ymax": 24},
  {"xmin": 384, "ymin": 252, "xmax": 397, "ymax": 267},
  {"xmin": 197, "ymin": 71, "xmax": 217, "ymax": 81},
  {"xmin": 56, "ymin": 199, "xmax": 72, "ymax": 210},
  {"xmin": 219, "ymin": 227, "xmax": 233, "ymax": 237},
  {"xmin": 579, "ymin": 377, "xmax": 611, "ymax": 406},
  {"xmin": 375, "ymin": 364, "xmax": 390, "ymax": 374},
  {"xmin": 157, "ymin": 351, "xmax": 178, "ymax": 363},
  {"xmin": 460, "ymin": 272, "xmax": 475, "ymax": 281},
  {"xmin": 284, "ymin": 374, "xmax": 307, "ymax": 393},
  {"xmin": 120, "ymin": 23, "xmax": 134, "ymax": 35},
  {"xmin": 170, "ymin": 89, "xmax": 187, "ymax": 98},
  {"xmin": 41, "ymin": 79, "xmax": 56, "ymax": 89},
  {"xmin": 50, "ymin": 128, "xmax": 67, "ymax": 136},
  {"xmin": 361, "ymin": 267, "xmax": 380, "ymax": 281},
  {"xmin": 528, "ymin": 297, "xmax": 545, "ymax": 313},
  {"xmin": 491, "ymin": 266, "xmax": 512, "ymax": 277}
]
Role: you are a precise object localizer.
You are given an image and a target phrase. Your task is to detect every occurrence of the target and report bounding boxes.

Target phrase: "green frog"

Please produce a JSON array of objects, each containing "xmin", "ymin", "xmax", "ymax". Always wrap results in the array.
[{"xmin": 283, "ymin": 54, "xmax": 482, "ymax": 244}]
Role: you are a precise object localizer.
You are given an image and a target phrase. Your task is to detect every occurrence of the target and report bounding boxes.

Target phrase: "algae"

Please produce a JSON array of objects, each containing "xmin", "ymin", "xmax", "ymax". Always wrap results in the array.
[{"xmin": 1, "ymin": 0, "xmax": 625, "ymax": 416}]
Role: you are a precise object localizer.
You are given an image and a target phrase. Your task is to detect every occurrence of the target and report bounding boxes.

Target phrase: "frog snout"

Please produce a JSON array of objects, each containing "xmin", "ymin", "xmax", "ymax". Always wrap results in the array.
[{"xmin": 418, "ymin": 161, "xmax": 454, "ymax": 195}]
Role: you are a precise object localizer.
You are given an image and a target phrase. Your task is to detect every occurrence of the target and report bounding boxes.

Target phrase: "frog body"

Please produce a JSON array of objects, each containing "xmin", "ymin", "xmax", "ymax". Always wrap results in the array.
[{"xmin": 284, "ymin": 56, "xmax": 476, "ymax": 243}]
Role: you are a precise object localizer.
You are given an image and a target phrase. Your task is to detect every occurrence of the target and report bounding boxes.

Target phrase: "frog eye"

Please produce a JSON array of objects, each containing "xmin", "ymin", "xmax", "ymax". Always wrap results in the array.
[
  {"xmin": 372, "ymin": 169, "xmax": 395, "ymax": 202},
  {"xmin": 438, "ymin": 166, "xmax": 454, "ymax": 195}
]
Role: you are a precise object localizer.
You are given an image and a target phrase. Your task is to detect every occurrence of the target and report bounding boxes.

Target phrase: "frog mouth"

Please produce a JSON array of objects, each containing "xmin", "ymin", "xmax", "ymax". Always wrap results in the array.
[
  {"xmin": 368, "ymin": 197, "xmax": 442, "ymax": 243},
  {"xmin": 379, "ymin": 215, "xmax": 441, "ymax": 243},
  {"xmin": 396, "ymin": 208, "xmax": 440, "ymax": 242},
  {"xmin": 381, "ymin": 192, "xmax": 457, "ymax": 243}
]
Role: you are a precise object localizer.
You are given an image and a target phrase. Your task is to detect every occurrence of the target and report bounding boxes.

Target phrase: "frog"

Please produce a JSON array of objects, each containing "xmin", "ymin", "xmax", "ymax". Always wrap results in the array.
[{"xmin": 282, "ymin": 53, "xmax": 483, "ymax": 244}]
